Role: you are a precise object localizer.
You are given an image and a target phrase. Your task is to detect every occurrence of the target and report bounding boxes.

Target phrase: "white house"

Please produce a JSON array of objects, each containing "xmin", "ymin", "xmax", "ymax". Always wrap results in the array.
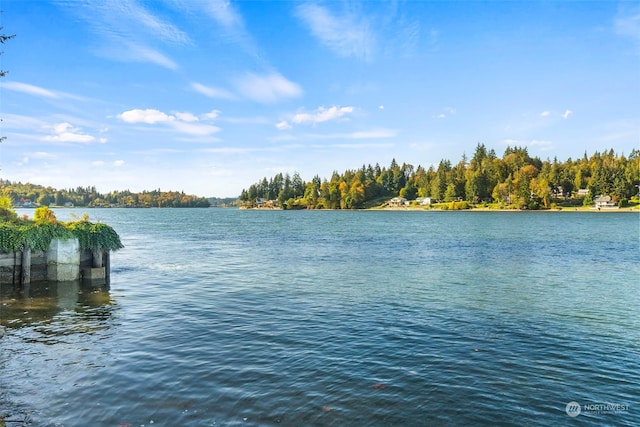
[
  {"xmin": 593, "ymin": 195, "xmax": 617, "ymax": 209},
  {"xmin": 388, "ymin": 197, "xmax": 408, "ymax": 207}
]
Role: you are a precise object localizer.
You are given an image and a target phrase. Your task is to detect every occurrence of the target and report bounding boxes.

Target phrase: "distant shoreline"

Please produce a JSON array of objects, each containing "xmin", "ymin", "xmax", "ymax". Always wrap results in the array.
[
  {"xmin": 374, "ymin": 206, "xmax": 639, "ymax": 213},
  {"xmin": 242, "ymin": 206, "xmax": 640, "ymax": 213}
]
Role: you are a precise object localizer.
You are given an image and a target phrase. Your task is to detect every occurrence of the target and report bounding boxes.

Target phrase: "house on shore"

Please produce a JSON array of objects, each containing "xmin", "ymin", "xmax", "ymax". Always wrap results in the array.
[
  {"xmin": 593, "ymin": 195, "xmax": 618, "ymax": 209},
  {"xmin": 387, "ymin": 197, "xmax": 408, "ymax": 207},
  {"xmin": 255, "ymin": 198, "xmax": 276, "ymax": 209}
]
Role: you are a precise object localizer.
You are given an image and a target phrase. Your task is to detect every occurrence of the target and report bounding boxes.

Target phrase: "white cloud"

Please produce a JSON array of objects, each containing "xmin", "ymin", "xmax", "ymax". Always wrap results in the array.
[
  {"xmin": 43, "ymin": 122, "xmax": 95, "ymax": 143},
  {"xmin": 234, "ymin": 72, "xmax": 302, "ymax": 104},
  {"xmin": 540, "ymin": 111, "xmax": 551, "ymax": 117},
  {"xmin": 171, "ymin": 121, "xmax": 220, "ymax": 136},
  {"xmin": 175, "ymin": 112, "xmax": 199, "ymax": 122},
  {"xmin": 113, "ymin": 160, "xmax": 125, "ymax": 167},
  {"xmin": 118, "ymin": 108, "xmax": 220, "ymax": 136},
  {"xmin": 92, "ymin": 160, "xmax": 106, "ymax": 167},
  {"xmin": 379, "ymin": 105, "xmax": 385, "ymax": 110},
  {"xmin": 292, "ymin": 106, "xmax": 355, "ymax": 125},
  {"xmin": 276, "ymin": 121, "xmax": 292, "ymax": 130},
  {"xmin": 562, "ymin": 109, "xmax": 573, "ymax": 119},
  {"xmin": 201, "ymin": 110, "xmax": 221, "ymax": 120},
  {"xmin": 190, "ymin": 82, "xmax": 236, "ymax": 100},
  {"xmin": 118, "ymin": 109, "xmax": 175, "ymax": 124},
  {"xmin": 296, "ymin": 3, "xmax": 374, "ymax": 61}
]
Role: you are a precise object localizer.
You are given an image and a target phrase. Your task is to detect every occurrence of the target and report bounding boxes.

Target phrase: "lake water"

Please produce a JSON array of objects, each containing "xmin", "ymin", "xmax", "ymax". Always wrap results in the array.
[{"xmin": 1, "ymin": 209, "xmax": 639, "ymax": 426}]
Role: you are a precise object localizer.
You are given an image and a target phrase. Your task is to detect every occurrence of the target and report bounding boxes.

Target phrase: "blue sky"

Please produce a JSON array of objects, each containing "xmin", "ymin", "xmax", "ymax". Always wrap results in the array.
[{"xmin": 1, "ymin": 1, "xmax": 638, "ymax": 197}]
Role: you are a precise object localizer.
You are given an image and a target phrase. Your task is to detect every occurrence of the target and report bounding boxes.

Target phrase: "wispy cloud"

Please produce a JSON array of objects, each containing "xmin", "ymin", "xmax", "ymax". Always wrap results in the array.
[
  {"xmin": 190, "ymin": 82, "xmax": 236, "ymax": 100},
  {"xmin": 200, "ymin": 0, "xmax": 244, "ymax": 31},
  {"xmin": 615, "ymin": 5, "xmax": 640, "ymax": 53},
  {"xmin": 1, "ymin": 81, "xmax": 85, "ymax": 100},
  {"xmin": 32, "ymin": 151, "xmax": 58, "ymax": 160},
  {"xmin": 304, "ymin": 129, "xmax": 398, "ymax": 140},
  {"xmin": 562, "ymin": 109, "xmax": 573, "ymax": 119},
  {"xmin": 55, "ymin": 0, "xmax": 189, "ymax": 69},
  {"xmin": 312, "ymin": 142, "xmax": 395, "ymax": 150},
  {"xmin": 2, "ymin": 81, "xmax": 59, "ymax": 98},
  {"xmin": 295, "ymin": 3, "xmax": 374, "ymax": 61},
  {"xmin": 1, "ymin": 114, "xmax": 48, "ymax": 130},
  {"xmin": 167, "ymin": 0, "xmax": 260, "ymax": 59},
  {"xmin": 91, "ymin": 159, "xmax": 125, "ymax": 167},
  {"xmin": 233, "ymin": 72, "xmax": 302, "ymax": 104},
  {"xmin": 171, "ymin": 121, "xmax": 221, "ymax": 136},
  {"xmin": 77, "ymin": 0, "xmax": 190, "ymax": 44},
  {"xmin": 597, "ymin": 119, "xmax": 638, "ymax": 143},
  {"xmin": 124, "ymin": 42, "xmax": 178, "ymax": 69}
]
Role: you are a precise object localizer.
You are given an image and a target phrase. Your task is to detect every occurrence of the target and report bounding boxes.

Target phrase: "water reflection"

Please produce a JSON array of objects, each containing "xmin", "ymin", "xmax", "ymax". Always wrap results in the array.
[{"xmin": 0, "ymin": 280, "xmax": 114, "ymax": 331}]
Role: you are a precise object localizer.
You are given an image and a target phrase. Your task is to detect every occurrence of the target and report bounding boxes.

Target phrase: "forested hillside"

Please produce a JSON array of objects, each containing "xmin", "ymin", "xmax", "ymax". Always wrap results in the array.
[
  {"xmin": 0, "ymin": 182, "xmax": 210, "ymax": 208},
  {"xmin": 239, "ymin": 145, "xmax": 640, "ymax": 210}
]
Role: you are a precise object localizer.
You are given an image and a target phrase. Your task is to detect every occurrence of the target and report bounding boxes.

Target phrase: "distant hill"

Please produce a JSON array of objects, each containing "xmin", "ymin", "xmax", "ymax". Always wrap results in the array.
[{"xmin": 0, "ymin": 180, "xmax": 210, "ymax": 208}]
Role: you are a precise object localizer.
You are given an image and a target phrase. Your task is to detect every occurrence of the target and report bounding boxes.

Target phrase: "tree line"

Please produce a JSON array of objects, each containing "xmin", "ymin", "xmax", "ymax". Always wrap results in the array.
[
  {"xmin": 0, "ymin": 181, "xmax": 210, "ymax": 208},
  {"xmin": 239, "ymin": 144, "xmax": 640, "ymax": 209}
]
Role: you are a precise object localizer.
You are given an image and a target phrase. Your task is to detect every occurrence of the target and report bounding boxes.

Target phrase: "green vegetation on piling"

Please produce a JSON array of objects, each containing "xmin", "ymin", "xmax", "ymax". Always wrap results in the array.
[{"xmin": 0, "ymin": 202, "xmax": 123, "ymax": 253}]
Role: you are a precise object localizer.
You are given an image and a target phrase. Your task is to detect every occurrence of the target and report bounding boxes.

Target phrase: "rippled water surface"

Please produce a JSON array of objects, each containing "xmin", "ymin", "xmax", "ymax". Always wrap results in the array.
[{"xmin": 1, "ymin": 209, "xmax": 639, "ymax": 426}]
